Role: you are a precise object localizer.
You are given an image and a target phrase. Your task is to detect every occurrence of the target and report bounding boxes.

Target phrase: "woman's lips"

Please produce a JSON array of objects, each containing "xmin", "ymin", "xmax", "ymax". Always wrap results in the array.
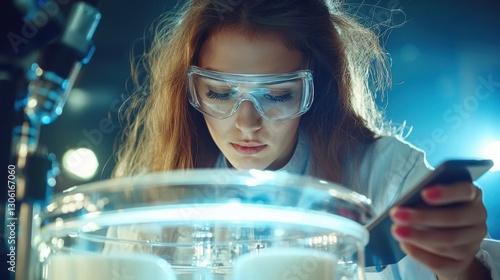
[{"xmin": 231, "ymin": 142, "xmax": 267, "ymax": 155}]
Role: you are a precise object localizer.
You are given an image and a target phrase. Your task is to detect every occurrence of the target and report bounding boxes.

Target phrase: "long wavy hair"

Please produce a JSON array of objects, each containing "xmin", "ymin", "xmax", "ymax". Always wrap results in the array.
[{"xmin": 114, "ymin": 0, "xmax": 392, "ymax": 187}]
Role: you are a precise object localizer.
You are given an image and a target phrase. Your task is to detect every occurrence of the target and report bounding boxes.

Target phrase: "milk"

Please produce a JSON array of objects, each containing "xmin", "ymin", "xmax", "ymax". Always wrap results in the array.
[
  {"xmin": 44, "ymin": 253, "xmax": 177, "ymax": 280},
  {"xmin": 232, "ymin": 248, "xmax": 337, "ymax": 280}
]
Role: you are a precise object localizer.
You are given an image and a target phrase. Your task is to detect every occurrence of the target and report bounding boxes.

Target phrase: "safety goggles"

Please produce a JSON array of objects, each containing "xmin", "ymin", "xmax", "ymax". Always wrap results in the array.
[{"xmin": 187, "ymin": 66, "xmax": 314, "ymax": 121}]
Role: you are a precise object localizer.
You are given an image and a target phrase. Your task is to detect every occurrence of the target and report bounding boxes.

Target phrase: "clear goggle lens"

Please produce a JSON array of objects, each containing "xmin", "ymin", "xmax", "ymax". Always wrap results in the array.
[{"xmin": 187, "ymin": 66, "xmax": 314, "ymax": 121}]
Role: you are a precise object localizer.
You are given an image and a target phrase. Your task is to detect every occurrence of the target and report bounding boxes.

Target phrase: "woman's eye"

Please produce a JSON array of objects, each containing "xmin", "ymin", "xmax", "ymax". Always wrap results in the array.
[
  {"xmin": 206, "ymin": 90, "xmax": 235, "ymax": 101},
  {"xmin": 264, "ymin": 92, "xmax": 293, "ymax": 103}
]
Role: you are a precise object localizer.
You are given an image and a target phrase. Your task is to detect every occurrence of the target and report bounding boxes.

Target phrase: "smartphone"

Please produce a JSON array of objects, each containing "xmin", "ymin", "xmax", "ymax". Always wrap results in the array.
[{"xmin": 364, "ymin": 159, "xmax": 494, "ymax": 268}]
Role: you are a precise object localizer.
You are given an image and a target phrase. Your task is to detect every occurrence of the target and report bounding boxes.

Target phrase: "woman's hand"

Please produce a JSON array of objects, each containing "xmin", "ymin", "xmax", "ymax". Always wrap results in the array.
[{"xmin": 389, "ymin": 182, "xmax": 491, "ymax": 280}]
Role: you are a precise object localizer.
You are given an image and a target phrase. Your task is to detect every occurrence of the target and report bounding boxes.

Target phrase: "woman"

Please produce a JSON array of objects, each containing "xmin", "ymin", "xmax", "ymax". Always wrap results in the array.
[{"xmin": 110, "ymin": 0, "xmax": 498, "ymax": 279}]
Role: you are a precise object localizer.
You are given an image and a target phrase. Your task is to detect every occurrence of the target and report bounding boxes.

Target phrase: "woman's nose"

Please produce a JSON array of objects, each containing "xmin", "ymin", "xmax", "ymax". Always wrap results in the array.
[{"xmin": 235, "ymin": 101, "xmax": 263, "ymax": 133}]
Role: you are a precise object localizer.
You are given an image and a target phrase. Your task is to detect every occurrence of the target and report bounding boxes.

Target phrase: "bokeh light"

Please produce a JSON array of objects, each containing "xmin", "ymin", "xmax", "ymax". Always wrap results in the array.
[
  {"xmin": 481, "ymin": 141, "xmax": 500, "ymax": 172},
  {"xmin": 62, "ymin": 148, "xmax": 99, "ymax": 180}
]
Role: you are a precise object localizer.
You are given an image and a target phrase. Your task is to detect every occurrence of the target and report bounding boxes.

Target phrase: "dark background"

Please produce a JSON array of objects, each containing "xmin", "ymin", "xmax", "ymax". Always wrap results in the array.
[{"xmin": 33, "ymin": 0, "xmax": 500, "ymax": 237}]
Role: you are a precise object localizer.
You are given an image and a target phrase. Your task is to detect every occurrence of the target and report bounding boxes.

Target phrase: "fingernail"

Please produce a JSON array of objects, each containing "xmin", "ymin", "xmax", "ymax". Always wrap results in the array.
[
  {"xmin": 391, "ymin": 208, "xmax": 411, "ymax": 222},
  {"xmin": 423, "ymin": 187, "xmax": 441, "ymax": 201},
  {"xmin": 393, "ymin": 226, "xmax": 412, "ymax": 239}
]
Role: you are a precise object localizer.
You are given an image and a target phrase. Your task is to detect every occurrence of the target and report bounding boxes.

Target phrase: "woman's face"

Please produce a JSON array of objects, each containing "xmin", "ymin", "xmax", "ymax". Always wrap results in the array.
[{"xmin": 198, "ymin": 29, "xmax": 306, "ymax": 170}]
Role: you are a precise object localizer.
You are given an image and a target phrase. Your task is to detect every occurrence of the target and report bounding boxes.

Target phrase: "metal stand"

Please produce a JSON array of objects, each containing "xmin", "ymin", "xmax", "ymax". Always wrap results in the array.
[{"xmin": 1, "ymin": 1, "xmax": 101, "ymax": 279}]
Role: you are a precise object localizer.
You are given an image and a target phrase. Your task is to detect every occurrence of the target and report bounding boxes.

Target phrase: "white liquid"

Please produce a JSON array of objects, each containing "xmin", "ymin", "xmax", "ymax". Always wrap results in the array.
[
  {"xmin": 45, "ymin": 253, "xmax": 177, "ymax": 280},
  {"xmin": 232, "ymin": 248, "xmax": 338, "ymax": 280}
]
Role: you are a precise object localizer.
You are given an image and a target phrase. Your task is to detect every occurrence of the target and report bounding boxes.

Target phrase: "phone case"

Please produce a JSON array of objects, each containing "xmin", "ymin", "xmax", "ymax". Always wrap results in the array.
[{"xmin": 364, "ymin": 159, "xmax": 494, "ymax": 268}]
